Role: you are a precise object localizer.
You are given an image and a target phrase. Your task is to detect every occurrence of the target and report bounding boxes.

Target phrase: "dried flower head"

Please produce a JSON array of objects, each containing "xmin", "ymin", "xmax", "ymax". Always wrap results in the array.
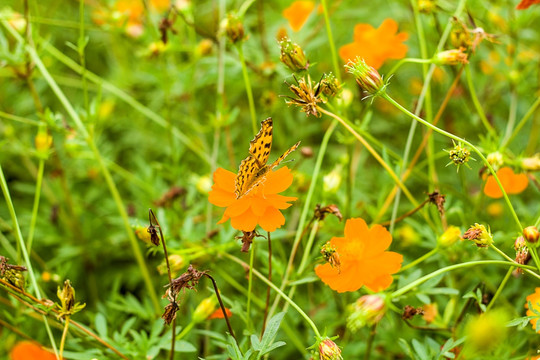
[
  {"xmin": 462, "ymin": 223, "xmax": 493, "ymax": 248},
  {"xmin": 402, "ymin": 305, "xmax": 424, "ymax": 320},
  {"xmin": 279, "ymin": 37, "xmax": 309, "ymax": 72},
  {"xmin": 283, "ymin": 76, "xmax": 324, "ymax": 117},
  {"xmin": 514, "ymin": 236, "xmax": 530, "ymax": 275},
  {"xmin": 318, "ymin": 73, "xmax": 341, "ymax": 98},
  {"xmin": 450, "ymin": 17, "xmax": 498, "ymax": 52},
  {"xmin": 56, "ymin": 280, "xmax": 86, "ymax": 319},
  {"xmin": 0, "ymin": 256, "xmax": 27, "ymax": 290},
  {"xmin": 224, "ymin": 13, "xmax": 245, "ymax": 43},
  {"xmin": 428, "ymin": 191, "xmax": 446, "ymax": 216},
  {"xmin": 433, "ymin": 47, "xmax": 469, "ymax": 65},
  {"xmin": 161, "ymin": 301, "xmax": 179, "ymax": 325},
  {"xmin": 166, "ymin": 264, "xmax": 208, "ymax": 299},
  {"xmin": 147, "ymin": 224, "xmax": 160, "ymax": 246},
  {"xmin": 314, "ymin": 204, "xmax": 343, "ymax": 222},
  {"xmin": 236, "ymin": 230, "xmax": 265, "ymax": 252}
]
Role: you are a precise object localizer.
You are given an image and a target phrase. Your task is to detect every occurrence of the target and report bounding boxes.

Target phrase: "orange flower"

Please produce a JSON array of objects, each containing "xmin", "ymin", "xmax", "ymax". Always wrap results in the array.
[
  {"xmin": 483, "ymin": 167, "xmax": 528, "ymax": 199},
  {"xmin": 517, "ymin": 0, "xmax": 540, "ymax": 9},
  {"xmin": 208, "ymin": 167, "xmax": 296, "ymax": 232},
  {"xmin": 283, "ymin": 1, "xmax": 315, "ymax": 32},
  {"xmin": 10, "ymin": 341, "xmax": 56, "ymax": 360},
  {"xmin": 208, "ymin": 307, "xmax": 233, "ymax": 319},
  {"xmin": 339, "ymin": 19, "xmax": 408, "ymax": 69},
  {"xmin": 315, "ymin": 218, "xmax": 403, "ymax": 293},
  {"xmin": 525, "ymin": 287, "xmax": 540, "ymax": 331}
]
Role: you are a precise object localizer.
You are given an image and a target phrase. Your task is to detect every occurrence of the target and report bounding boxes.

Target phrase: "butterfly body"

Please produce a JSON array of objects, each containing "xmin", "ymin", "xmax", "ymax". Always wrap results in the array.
[{"xmin": 234, "ymin": 118, "xmax": 300, "ymax": 199}]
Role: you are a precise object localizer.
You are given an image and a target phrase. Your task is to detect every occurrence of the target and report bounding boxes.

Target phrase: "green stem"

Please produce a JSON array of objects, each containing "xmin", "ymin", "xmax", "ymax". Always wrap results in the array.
[
  {"xmin": 267, "ymin": 121, "xmax": 337, "ymax": 320},
  {"xmin": 319, "ymin": 108, "xmax": 421, "ymax": 209},
  {"xmin": 501, "ymin": 95, "xmax": 540, "ymax": 150},
  {"xmin": 246, "ymin": 240, "xmax": 256, "ymax": 332},
  {"xmin": 59, "ymin": 317, "xmax": 70, "ymax": 359},
  {"xmin": 320, "ymin": 0, "xmax": 340, "ymax": 81},
  {"xmin": 237, "ymin": 44, "xmax": 258, "ymax": 135},
  {"xmin": 0, "ymin": 164, "xmax": 59, "ymax": 357},
  {"xmin": 486, "ymin": 268, "xmax": 512, "ymax": 311},
  {"xmin": 177, "ymin": 320, "xmax": 195, "ymax": 341},
  {"xmin": 21, "ymin": 36, "xmax": 161, "ymax": 312},
  {"xmin": 225, "ymin": 253, "xmax": 322, "ymax": 339},
  {"xmin": 465, "ymin": 66, "xmax": 497, "ymax": 139},
  {"xmin": 398, "ymin": 247, "xmax": 438, "ymax": 273},
  {"xmin": 387, "ymin": 58, "xmax": 433, "ymax": 77},
  {"xmin": 382, "ymin": 93, "xmax": 523, "ymax": 232},
  {"xmin": 26, "ymin": 158, "xmax": 44, "ymax": 253},
  {"xmin": 391, "ymin": 260, "xmax": 535, "ymax": 299},
  {"xmin": 282, "ymin": 220, "xmax": 320, "ymax": 313},
  {"xmin": 489, "ymin": 243, "xmax": 540, "ymax": 280}
]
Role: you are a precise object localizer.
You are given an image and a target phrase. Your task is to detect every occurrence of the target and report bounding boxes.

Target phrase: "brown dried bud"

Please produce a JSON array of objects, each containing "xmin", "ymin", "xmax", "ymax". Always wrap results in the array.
[
  {"xmin": 301, "ymin": 146, "xmax": 314, "ymax": 158},
  {"xmin": 147, "ymin": 224, "xmax": 160, "ymax": 246},
  {"xmin": 224, "ymin": 14, "xmax": 245, "ymax": 44},
  {"xmin": 314, "ymin": 204, "xmax": 343, "ymax": 222},
  {"xmin": 462, "ymin": 223, "xmax": 493, "ymax": 248},
  {"xmin": 402, "ymin": 305, "xmax": 424, "ymax": 320},
  {"xmin": 428, "ymin": 191, "xmax": 446, "ymax": 216},
  {"xmin": 166, "ymin": 264, "xmax": 208, "ymax": 299},
  {"xmin": 162, "ymin": 301, "xmax": 179, "ymax": 325},
  {"xmin": 235, "ymin": 231, "xmax": 264, "ymax": 252}
]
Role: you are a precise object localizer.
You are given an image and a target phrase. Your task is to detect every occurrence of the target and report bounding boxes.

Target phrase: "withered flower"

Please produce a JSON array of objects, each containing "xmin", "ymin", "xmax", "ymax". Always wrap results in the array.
[
  {"xmin": 428, "ymin": 191, "xmax": 446, "ymax": 216},
  {"xmin": 462, "ymin": 223, "xmax": 493, "ymax": 248},
  {"xmin": 314, "ymin": 204, "xmax": 343, "ymax": 222},
  {"xmin": 514, "ymin": 236, "xmax": 530, "ymax": 275},
  {"xmin": 402, "ymin": 305, "xmax": 424, "ymax": 320},
  {"xmin": 147, "ymin": 224, "xmax": 160, "ymax": 246},
  {"xmin": 162, "ymin": 301, "xmax": 179, "ymax": 325},
  {"xmin": 56, "ymin": 280, "xmax": 86, "ymax": 319},
  {"xmin": 166, "ymin": 264, "xmax": 208, "ymax": 299},
  {"xmin": 0, "ymin": 256, "xmax": 27, "ymax": 290},
  {"xmin": 283, "ymin": 76, "xmax": 324, "ymax": 117},
  {"xmin": 236, "ymin": 231, "xmax": 264, "ymax": 252}
]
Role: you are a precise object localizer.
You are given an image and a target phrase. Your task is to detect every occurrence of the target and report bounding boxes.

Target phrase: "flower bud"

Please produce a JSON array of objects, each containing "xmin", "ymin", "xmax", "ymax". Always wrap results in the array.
[
  {"xmin": 514, "ymin": 236, "xmax": 530, "ymax": 274},
  {"xmin": 462, "ymin": 223, "xmax": 493, "ymax": 248},
  {"xmin": 318, "ymin": 338, "xmax": 343, "ymax": 360},
  {"xmin": 433, "ymin": 48, "xmax": 468, "ymax": 65},
  {"xmin": 418, "ymin": 0, "xmax": 437, "ymax": 14},
  {"xmin": 344, "ymin": 57, "xmax": 385, "ymax": 97},
  {"xmin": 35, "ymin": 132, "xmax": 53, "ymax": 152},
  {"xmin": 57, "ymin": 280, "xmax": 75, "ymax": 313},
  {"xmin": 447, "ymin": 142, "xmax": 471, "ymax": 166},
  {"xmin": 521, "ymin": 154, "xmax": 540, "ymax": 171},
  {"xmin": 192, "ymin": 296, "xmax": 218, "ymax": 323},
  {"xmin": 279, "ymin": 37, "xmax": 309, "ymax": 72},
  {"xmin": 196, "ymin": 39, "xmax": 214, "ymax": 57},
  {"xmin": 318, "ymin": 73, "xmax": 341, "ymax": 97},
  {"xmin": 523, "ymin": 226, "xmax": 539, "ymax": 245},
  {"xmin": 134, "ymin": 225, "xmax": 153, "ymax": 244},
  {"xmin": 486, "ymin": 152, "xmax": 504, "ymax": 170},
  {"xmin": 347, "ymin": 295, "xmax": 386, "ymax": 332},
  {"xmin": 157, "ymin": 254, "xmax": 186, "ymax": 277},
  {"xmin": 224, "ymin": 14, "xmax": 245, "ymax": 43},
  {"xmin": 438, "ymin": 226, "xmax": 461, "ymax": 247}
]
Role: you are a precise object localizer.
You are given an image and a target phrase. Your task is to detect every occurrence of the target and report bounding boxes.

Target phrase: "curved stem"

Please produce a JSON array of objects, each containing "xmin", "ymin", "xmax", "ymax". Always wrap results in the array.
[
  {"xmin": 268, "ymin": 121, "xmax": 336, "ymax": 320},
  {"xmin": 387, "ymin": 58, "xmax": 433, "ymax": 78},
  {"xmin": 501, "ymin": 95, "xmax": 540, "ymax": 150},
  {"xmin": 225, "ymin": 253, "xmax": 322, "ymax": 338},
  {"xmin": 398, "ymin": 247, "xmax": 438, "ymax": 273},
  {"xmin": 391, "ymin": 260, "xmax": 536, "ymax": 299},
  {"xmin": 382, "ymin": 93, "xmax": 523, "ymax": 232},
  {"xmin": 490, "ymin": 243, "xmax": 540, "ymax": 280},
  {"xmin": 237, "ymin": 44, "xmax": 258, "ymax": 135},
  {"xmin": 246, "ymin": 240, "xmax": 256, "ymax": 332},
  {"xmin": 465, "ymin": 66, "xmax": 497, "ymax": 139},
  {"xmin": 320, "ymin": 0, "xmax": 340, "ymax": 81},
  {"xmin": 319, "ymin": 107, "xmax": 422, "ymax": 210},
  {"xmin": 486, "ymin": 268, "xmax": 513, "ymax": 311}
]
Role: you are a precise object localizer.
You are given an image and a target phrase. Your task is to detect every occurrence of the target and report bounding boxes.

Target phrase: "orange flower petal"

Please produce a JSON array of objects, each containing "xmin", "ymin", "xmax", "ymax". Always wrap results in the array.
[
  {"xmin": 230, "ymin": 208, "xmax": 258, "ymax": 232},
  {"xmin": 214, "ymin": 168, "xmax": 236, "ymax": 191},
  {"xmin": 339, "ymin": 18, "xmax": 408, "ymax": 69},
  {"xmin": 258, "ymin": 206, "xmax": 286, "ymax": 232},
  {"xmin": 282, "ymin": 1, "xmax": 315, "ymax": 32},
  {"xmin": 208, "ymin": 187, "xmax": 235, "ymax": 207},
  {"xmin": 517, "ymin": 0, "xmax": 540, "ymax": 9},
  {"xmin": 224, "ymin": 198, "xmax": 252, "ymax": 218},
  {"xmin": 483, "ymin": 167, "xmax": 528, "ymax": 199},
  {"xmin": 10, "ymin": 341, "xmax": 56, "ymax": 360},
  {"xmin": 316, "ymin": 218, "xmax": 402, "ymax": 293},
  {"xmin": 251, "ymin": 197, "xmax": 270, "ymax": 216},
  {"xmin": 263, "ymin": 167, "xmax": 294, "ymax": 194},
  {"xmin": 264, "ymin": 193, "xmax": 297, "ymax": 210},
  {"xmin": 525, "ymin": 287, "xmax": 540, "ymax": 330}
]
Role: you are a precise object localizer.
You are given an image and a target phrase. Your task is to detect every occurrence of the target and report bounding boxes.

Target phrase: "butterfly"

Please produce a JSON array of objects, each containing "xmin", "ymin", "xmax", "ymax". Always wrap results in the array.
[{"xmin": 234, "ymin": 118, "xmax": 300, "ymax": 199}]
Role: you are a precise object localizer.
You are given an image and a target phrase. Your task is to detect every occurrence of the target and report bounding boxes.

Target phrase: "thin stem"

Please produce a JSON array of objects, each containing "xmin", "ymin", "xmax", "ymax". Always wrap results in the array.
[
  {"xmin": 382, "ymin": 93, "xmax": 523, "ymax": 233},
  {"xmin": 387, "ymin": 58, "xmax": 433, "ymax": 77},
  {"xmin": 501, "ymin": 90, "xmax": 518, "ymax": 148},
  {"xmin": 225, "ymin": 253, "xmax": 322, "ymax": 338},
  {"xmin": 486, "ymin": 268, "xmax": 513, "ymax": 311},
  {"xmin": 261, "ymin": 231, "xmax": 272, "ymax": 337},
  {"xmin": 237, "ymin": 44, "xmax": 258, "ymax": 135},
  {"xmin": 17, "ymin": 35, "xmax": 161, "ymax": 312},
  {"xmin": 0, "ymin": 165, "xmax": 59, "ymax": 357},
  {"xmin": 391, "ymin": 260, "xmax": 536, "ymax": 299},
  {"xmin": 318, "ymin": 107, "xmax": 421, "ymax": 209},
  {"xmin": 398, "ymin": 247, "xmax": 438, "ymax": 273},
  {"xmin": 204, "ymin": 274, "xmax": 236, "ymax": 342},
  {"xmin": 502, "ymin": 95, "xmax": 540, "ymax": 150},
  {"xmin": 489, "ymin": 243, "xmax": 540, "ymax": 280},
  {"xmin": 59, "ymin": 317, "xmax": 70, "ymax": 360},
  {"xmin": 268, "ymin": 121, "xmax": 336, "ymax": 320},
  {"xmin": 26, "ymin": 148, "xmax": 45, "ymax": 253},
  {"xmin": 465, "ymin": 66, "xmax": 497, "ymax": 139},
  {"xmin": 246, "ymin": 240, "xmax": 256, "ymax": 332},
  {"xmin": 320, "ymin": 0, "xmax": 340, "ymax": 81},
  {"xmin": 364, "ymin": 323, "xmax": 377, "ymax": 360}
]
